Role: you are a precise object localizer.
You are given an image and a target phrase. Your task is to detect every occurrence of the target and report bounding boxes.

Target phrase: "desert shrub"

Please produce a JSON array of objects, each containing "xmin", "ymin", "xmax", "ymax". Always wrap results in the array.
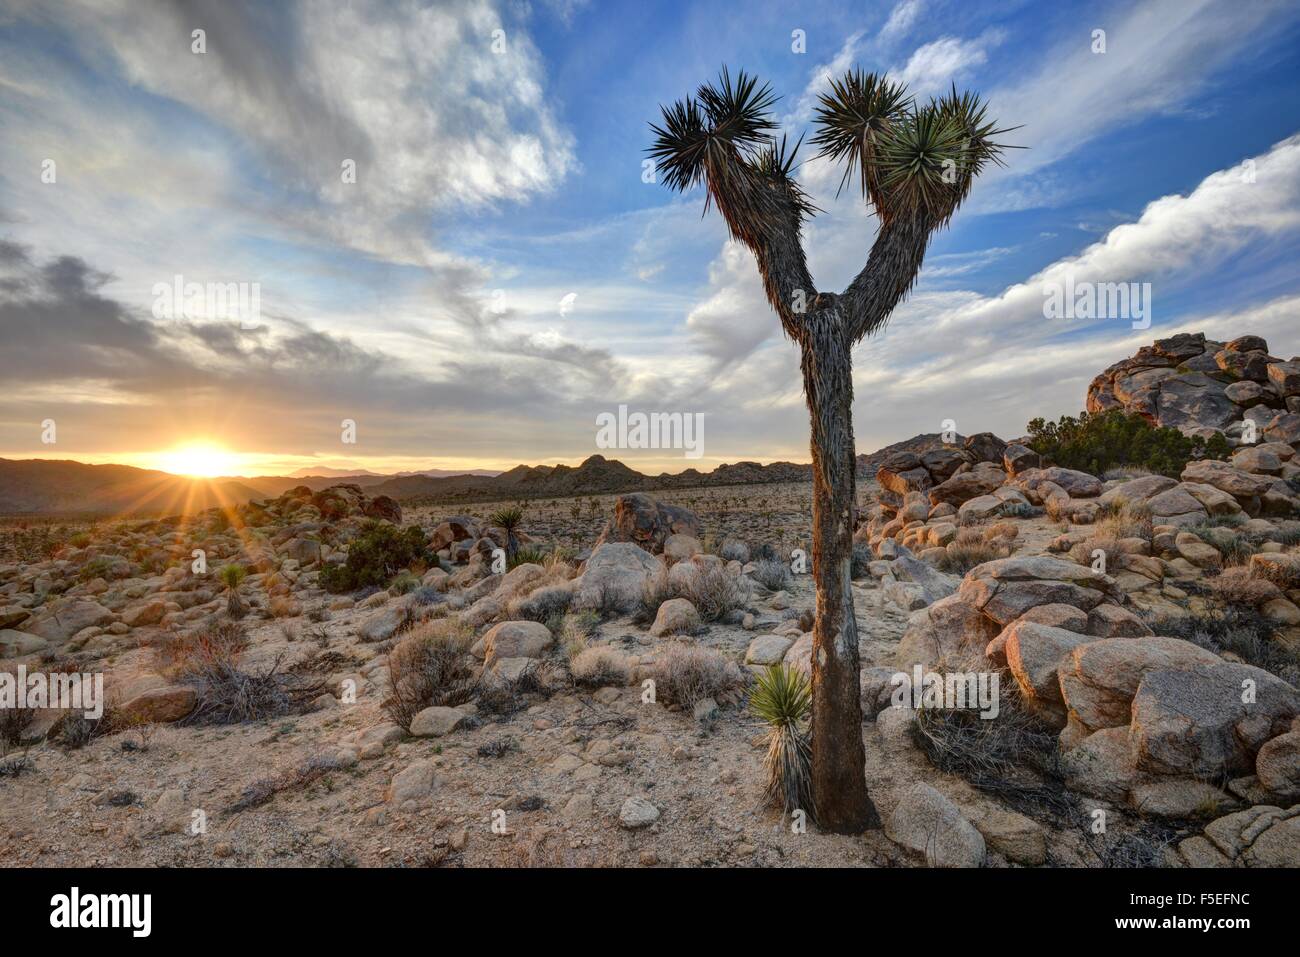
[
  {"xmin": 67, "ymin": 532, "xmax": 93, "ymax": 549},
  {"xmin": 507, "ymin": 546, "xmax": 550, "ymax": 570},
  {"xmin": 509, "ymin": 584, "xmax": 573, "ymax": 623},
  {"xmin": 388, "ymin": 572, "xmax": 420, "ymax": 596},
  {"xmin": 936, "ymin": 539, "xmax": 1007, "ymax": 575},
  {"xmin": 750, "ymin": 557, "xmax": 792, "ymax": 591},
  {"xmin": 154, "ymin": 618, "xmax": 248, "ymax": 675},
  {"xmin": 1252, "ymin": 553, "xmax": 1300, "ymax": 590},
  {"xmin": 320, "ymin": 521, "xmax": 431, "ymax": 593},
  {"xmin": 749, "ymin": 664, "xmax": 812, "ymax": 817},
  {"xmin": 158, "ymin": 620, "xmax": 314, "ymax": 725},
  {"xmin": 1205, "ymin": 568, "xmax": 1281, "ymax": 606},
  {"xmin": 57, "ymin": 713, "xmax": 104, "ymax": 750},
  {"xmin": 408, "ymin": 586, "xmax": 447, "ymax": 610},
  {"xmin": 1026, "ymin": 409, "xmax": 1230, "ymax": 478},
  {"xmin": 635, "ymin": 570, "xmax": 678, "ymax": 625},
  {"xmin": 1094, "ymin": 499, "xmax": 1154, "ymax": 543},
  {"xmin": 719, "ymin": 539, "xmax": 750, "ymax": 563},
  {"xmin": 1101, "ymin": 465, "xmax": 1156, "ymax": 482},
  {"xmin": 559, "ymin": 610, "xmax": 600, "ymax": 658},
  {"xmin": 570, "ymin": 645, "xmax": 630, "ymax": 687},
  {"xmin": 77, "ymin": 556, "xmax": 114, "ymax": 582},
  {"xmin": 382, "ymin": 618, "xmax": 476, "ymax": 731},
  {"xmin": 226, "ymin": 753, "xmax": 349, "ymax": 815},
  {"xmin": 1084, "ymin": 827, "xmax": 1179, "ymax": 868},
  {"xmin": 0, "ymin": 699, "xmax": 36, "ymax": 755},
  {"xmin": 652, "ymin": 644, "xmax": 744, "ymax": 709},
  {"xmin": 1272, "ymin": 521, "xmax": 1300, "ymax": 547},
  {"xmin": 1153, "ymin": 606, "xmax": 1299, "ymax": 685},
  {"xmin": 915, "ymin": 683, "xmax": 1074, "ymax": 822},
  {"xmin": 679, "ymin": 564, "xmax": 751, "ymax": 622},
  {"xmin": 476, "ymin": 660, "xmax": 564, "ymax": 717},
  {"xmin": 1188, "ymin": 526, "xmax": 1255, "ymax": 567}
]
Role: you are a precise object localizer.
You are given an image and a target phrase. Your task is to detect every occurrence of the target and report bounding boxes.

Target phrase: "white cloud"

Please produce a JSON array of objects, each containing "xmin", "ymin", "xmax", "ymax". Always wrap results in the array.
[
  {"xmin": 974, "ymin": 0, "xmax": 1298, "ymax": 211},
  {"xmin": 894, "ymin": 34, "xmax": 997, "ymax": 96},
  {"xmin": 879, "ymin": 0, "xmax": 923, "ymax": 42},
  {"xmin": 43, "ymin": 0, "xmax": 576, "ymax": 267}
]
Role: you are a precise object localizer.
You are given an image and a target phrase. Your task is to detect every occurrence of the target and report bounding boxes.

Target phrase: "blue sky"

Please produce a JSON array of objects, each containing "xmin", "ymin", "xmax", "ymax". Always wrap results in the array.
[{"xmin": 1, "ymin": 0, "xmax": 1298, "ymax": 476}]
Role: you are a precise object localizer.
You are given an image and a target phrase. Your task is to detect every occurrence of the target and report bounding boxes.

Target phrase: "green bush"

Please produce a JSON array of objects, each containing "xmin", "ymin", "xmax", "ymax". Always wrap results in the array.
[
  {"xmin": 1026, "ymin": 409, "xmax": 1229, "ymax": 478},
  {"xmin": 320, "ymin": 521, "xmax": 431, "ymax": 594}
]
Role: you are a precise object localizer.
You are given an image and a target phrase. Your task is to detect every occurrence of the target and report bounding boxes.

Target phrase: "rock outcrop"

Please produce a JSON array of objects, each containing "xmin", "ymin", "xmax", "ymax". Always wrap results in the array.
[{"xmin": 1087, "ymin": 332, "xmax": 1299, "ymax": 443}]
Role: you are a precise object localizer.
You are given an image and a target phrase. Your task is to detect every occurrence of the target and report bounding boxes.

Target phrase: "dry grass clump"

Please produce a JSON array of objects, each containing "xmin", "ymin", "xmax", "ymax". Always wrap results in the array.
[
  {"xmin": 1152, "ymin": 606, "xmax": 1299, "ymax": 685},
  {"xmin": 1251, "ymin": 552, "xmax": 1300, "ymax": 590},
  {"xmin": 1205, "ymin": 567, "xmax": 1281, "ymax": 607},
  {"xmin": 225, "ymin": 752, "xmax": 350, "ymax": 815},
  {"xmin": 914, "ymin": 683, "xmax": 1074, "ymax": 823},
  {"xmin": 652, "ymin": 643, "xmax": 745, "ymax": 709},
  {"xmin": 153, "ymin": 617, "xmax": 248, "ymax": 675},
  {"xmin": 679, "ymin": 563, "xmax": 751, "ymax": 622},
  {"xmin": 570, "ymin": 645, "xmax": 631, "ymax": 687},
  {"xmin": 0, "ymin": 692, "xmax": 37, "ymax": 761},
  {"xmin": 267, "ymin": 595, "xmax": 302, "ymax": 618},
  {"xmin": 1094, "ymin": 499, "xmax": 1154, "ymax": 543},
  {"xmin": 635, "ymin": 569, "xmax": 678, "ymax": 624},
  {"xmin": 382, "ymin": 618, "xmax": 476, "ymax": 731},
  {"xmin": 749, "ymin": 557, "xmax": 791, "ymax": 591},
  {"xmin": 558, "ymin": 610, "xmax": 600, "ymax": 658},
  {"xmin": 156, "ymin": 619, "xmax": 318, "ymax": 726},
  {"xmin": 936, "ymin": 531, "xmax": 1009, "ymax": 575},
  {"xmin": 508, "ymin": 584, "xmax": 573, "ymax": 623}
]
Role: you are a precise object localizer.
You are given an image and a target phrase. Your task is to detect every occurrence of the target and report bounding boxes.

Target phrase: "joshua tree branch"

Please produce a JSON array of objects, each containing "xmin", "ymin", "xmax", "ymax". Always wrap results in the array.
[
  {"xmin": 702, "ymin": 155, "xmax": 818, "ymax": 343},
  {"xmin": 840, "ymin": 210, "xmax": 932, "ymax": 345}
]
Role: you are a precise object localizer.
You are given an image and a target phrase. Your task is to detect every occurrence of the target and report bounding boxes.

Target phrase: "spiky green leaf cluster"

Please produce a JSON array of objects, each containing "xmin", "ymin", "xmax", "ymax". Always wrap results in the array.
[
  {"xmin": 647, "ymin": 68, "xmax": 816, "ymax": 233},
  {"xmin": 808, "ymin": 69, "xmax": 910, "ymax": 207},
  {"xmin": 812, "ymin": 76, "xmax": 1019, "ymax": 225},
  {"xmin": 749, "ymin": 663, "xmax": 812, "ymax": 729},
  {"xmin": 489, "ymin": 505, "xmax": 525, "ymax": 531}
]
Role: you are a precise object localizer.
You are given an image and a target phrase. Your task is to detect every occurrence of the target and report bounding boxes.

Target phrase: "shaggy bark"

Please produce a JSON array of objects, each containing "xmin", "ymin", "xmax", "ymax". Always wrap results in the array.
[{"xmin": 801, "ymin": 316, "xmax": 879, "ymax": 831}]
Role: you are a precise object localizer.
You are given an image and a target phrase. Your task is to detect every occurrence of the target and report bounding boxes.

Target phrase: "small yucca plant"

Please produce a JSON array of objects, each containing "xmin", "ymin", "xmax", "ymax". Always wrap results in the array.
[
  {"xmin": 749, "ymin": 664, "xmax": 813, "ymax": 818},
  {"xmin": 489, "ymin": 505, "xmax": 525, "ymax": 561},
  {"xmin": 218, "ymin": 563, "xmax": 248, "ymax": 619}
]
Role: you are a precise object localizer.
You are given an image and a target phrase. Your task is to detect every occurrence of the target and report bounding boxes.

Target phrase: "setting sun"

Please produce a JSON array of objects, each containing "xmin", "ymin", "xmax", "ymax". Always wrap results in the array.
[{"xmin": 154, "ymin": 442, "xmax": 240, "ymax": 478}]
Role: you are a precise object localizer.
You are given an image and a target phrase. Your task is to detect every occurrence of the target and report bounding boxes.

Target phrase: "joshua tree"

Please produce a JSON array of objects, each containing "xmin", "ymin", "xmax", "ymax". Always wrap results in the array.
[
  {"xmin": 489, "ymin": 505, "xmax": 525, "ymax": 562},
  {"xmin": 649, "ymin": 68, "xmax": 1012, "ymax": 832}
]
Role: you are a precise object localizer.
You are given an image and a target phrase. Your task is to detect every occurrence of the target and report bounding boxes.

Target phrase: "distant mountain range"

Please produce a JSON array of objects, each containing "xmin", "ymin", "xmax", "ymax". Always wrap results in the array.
[
  {"xmin": 286, "ymin": 466, "xmax": 501, "ymax": 479},
  {"xmin": 0, "ymin": 434, "xmax": 954, "ymax": 517}
]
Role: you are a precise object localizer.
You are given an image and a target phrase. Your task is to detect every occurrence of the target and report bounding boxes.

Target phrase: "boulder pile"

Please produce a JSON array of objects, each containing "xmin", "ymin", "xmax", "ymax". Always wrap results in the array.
[{"xmin": 1087, "ymin": 332, "xmax": 1300, "ymax": 444}]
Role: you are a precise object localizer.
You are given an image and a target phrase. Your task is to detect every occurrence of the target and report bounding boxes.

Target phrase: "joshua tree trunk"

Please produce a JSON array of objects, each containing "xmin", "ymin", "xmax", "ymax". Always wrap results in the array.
[{"xmin": 801, "ymin": 317, "xmax": 878, "ymax": 830}]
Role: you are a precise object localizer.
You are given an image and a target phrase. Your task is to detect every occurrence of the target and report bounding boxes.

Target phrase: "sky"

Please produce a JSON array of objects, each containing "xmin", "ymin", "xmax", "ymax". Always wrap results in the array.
[{"xmin": 0, "ymin": 0, "xmax": 1298, "ymax": 477}]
